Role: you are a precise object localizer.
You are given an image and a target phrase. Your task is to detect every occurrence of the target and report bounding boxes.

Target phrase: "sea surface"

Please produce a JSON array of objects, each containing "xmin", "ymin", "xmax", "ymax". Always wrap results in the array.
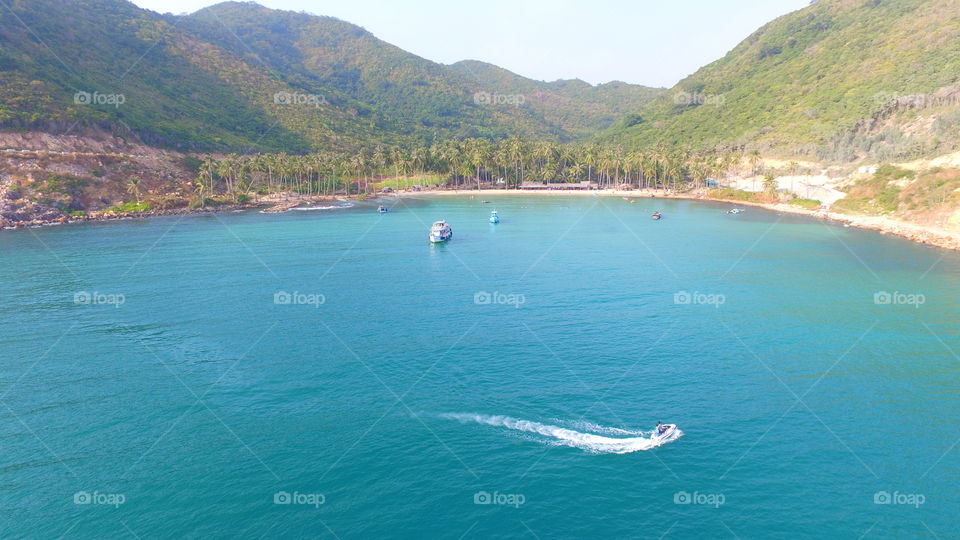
[{"xmin": 1, "ymin": 195, "xmax": 958, "ymax": 538}]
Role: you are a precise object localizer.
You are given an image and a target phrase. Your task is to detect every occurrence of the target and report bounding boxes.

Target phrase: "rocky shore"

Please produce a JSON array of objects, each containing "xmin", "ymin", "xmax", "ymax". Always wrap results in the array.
[
  {"xmin": 0, "ymin": 192, "xmax": 359, "ymax": 229},
  {"xmin": 0, "ymin": 203, "xmax": 263, "ymax": 229}
]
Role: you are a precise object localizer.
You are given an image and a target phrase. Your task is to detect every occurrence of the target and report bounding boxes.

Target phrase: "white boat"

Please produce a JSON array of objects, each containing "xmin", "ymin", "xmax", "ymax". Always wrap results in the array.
[
  {"xmin": 377, "ymin": 205, "xmax": 389, "ymax": 214},
  {"xmin": 489, "ymin": 210, "xmax": 500, "ymax": 224},
  {"xmin": 429, "ymin": 221, "xmax": 453, "ymax": 243},
  {"xmin": 727, "ymin": 208, "xmax": 743, "ymax": 214},
  {"xmin": 653, "ymin": 423, "xmax": 677, "ymax": 441}
]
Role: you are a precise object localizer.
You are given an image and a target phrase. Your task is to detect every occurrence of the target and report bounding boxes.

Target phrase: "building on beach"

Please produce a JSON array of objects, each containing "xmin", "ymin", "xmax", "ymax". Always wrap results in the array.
[{"xmin": 519, "ymin": 181, "xmax": 598, "ymax": 190}]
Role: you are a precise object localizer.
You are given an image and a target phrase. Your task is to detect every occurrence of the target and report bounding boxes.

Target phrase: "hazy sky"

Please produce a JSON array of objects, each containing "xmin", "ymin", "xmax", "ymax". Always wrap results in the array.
[{"xmin": 128, "ymin": 0, "xmax": 810, "ymax": 88}]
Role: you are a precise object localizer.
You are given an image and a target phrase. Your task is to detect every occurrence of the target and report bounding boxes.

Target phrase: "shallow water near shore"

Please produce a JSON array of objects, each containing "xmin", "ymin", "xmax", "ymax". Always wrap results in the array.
[{"xmin": 1, "ymin": 195, "xmax": 959, "ymax": 538}]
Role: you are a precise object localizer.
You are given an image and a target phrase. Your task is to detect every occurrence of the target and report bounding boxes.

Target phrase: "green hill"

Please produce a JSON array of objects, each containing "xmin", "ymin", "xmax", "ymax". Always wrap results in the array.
[
  {"xmin": 0, "ymin": 0, "xmax": 660, "ymax": 151},
  {"xmin": 605, "ymin": 0, "xmax": 960, "ymax": 163},
  {"xmin": 449, "ymin": 60, "xmax": 663, "ymax": 139},
  {"xmin": 0, "ymin": 0, "xmax": 317, "ymax": 151}
]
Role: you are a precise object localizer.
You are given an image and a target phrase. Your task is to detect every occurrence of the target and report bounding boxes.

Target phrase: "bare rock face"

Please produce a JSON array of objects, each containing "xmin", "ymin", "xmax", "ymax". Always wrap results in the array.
[{"xmin": 0, "ymin": 187, "xmax": 65, "ymax": 225}]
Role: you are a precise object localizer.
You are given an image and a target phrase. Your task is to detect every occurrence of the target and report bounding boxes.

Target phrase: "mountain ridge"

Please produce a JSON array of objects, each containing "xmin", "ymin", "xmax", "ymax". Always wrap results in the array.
[{"xmin": 0, "ymin": 0, "xmax": 663, "ymax": 151}]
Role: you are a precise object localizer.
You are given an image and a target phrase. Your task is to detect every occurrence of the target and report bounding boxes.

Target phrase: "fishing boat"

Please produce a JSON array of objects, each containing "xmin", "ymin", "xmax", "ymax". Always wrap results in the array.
[
  {"xmin": 377, "ymin": 205, "xmax": 389, "ymax": 214},
  {"xmin": 489, "ymin": 210, "xmax": 500, "ymax": 224},
  {"xmin": 429, "ymin": 221, "xmax": 453, "ymax": 243},
  {"xmin": 651, "ymin": 212, "xmax": 662, "ymax": 220}
]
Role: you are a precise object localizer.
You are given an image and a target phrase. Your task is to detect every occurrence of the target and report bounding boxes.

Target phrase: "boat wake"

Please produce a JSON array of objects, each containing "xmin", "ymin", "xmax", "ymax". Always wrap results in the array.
[
  {"xmin": 441, "ymin": 413, "xmax": 682, "ymax": 454},
  {"xmin": 291, "ymin": 203, "xmax": 355, "ymax": 211}
]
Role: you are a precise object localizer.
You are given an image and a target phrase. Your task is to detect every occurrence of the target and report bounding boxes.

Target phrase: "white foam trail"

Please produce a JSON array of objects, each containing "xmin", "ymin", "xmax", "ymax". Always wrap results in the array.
[
  {"xmin": 291, "ymin": 203, "xmax": 354, "ymax": 211},
  {"xmin": 442, "ymin": 413, "xmax": 682, "ymax": 454},
  {"xmin": 564, "ymin": 420, "xmax": 647, "ymax": 437}
]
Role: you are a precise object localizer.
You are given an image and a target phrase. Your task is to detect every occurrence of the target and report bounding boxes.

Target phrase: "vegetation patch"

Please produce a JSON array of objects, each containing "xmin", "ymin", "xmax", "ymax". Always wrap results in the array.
[
  {"xmin": 787, "ymin": 198, "xmax": 822, "ymax": 210},
  {"xmin": 107, "ymin": 201, "xmax": 151, "ymax": 213},
  {"xmin": 706, "ymin": 188, "xmax": 778, "ymax": 204},
  {"xmin": 833, "ymin": 165, "xmax": 913, "ymax": 215}
]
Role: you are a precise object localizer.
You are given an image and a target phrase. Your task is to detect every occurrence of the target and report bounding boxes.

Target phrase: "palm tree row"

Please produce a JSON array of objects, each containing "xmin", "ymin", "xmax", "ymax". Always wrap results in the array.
[{"xmin": 195, "ymin": 136, "xmax": 745, "ymax": 202}]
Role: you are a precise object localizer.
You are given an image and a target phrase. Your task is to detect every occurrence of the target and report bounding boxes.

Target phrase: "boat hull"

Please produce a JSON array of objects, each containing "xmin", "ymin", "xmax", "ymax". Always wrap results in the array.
[{"xmin": 429, "ymin": 231, "xmax": 452, "ymax": 243}]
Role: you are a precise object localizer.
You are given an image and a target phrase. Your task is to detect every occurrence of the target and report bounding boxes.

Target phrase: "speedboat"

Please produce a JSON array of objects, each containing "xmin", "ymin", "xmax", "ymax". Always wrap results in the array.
[
  {"xmin": 377, "ymin": 205, "xmax": 389, "ymax": 214},
  {"xmin": 489, "ymin": 210, "xmax": 500, "ymax": 224},
  {"xmin": 429, "ymin": 220, "xmax": 453, "ymax": 243},
  {"xmin": 651, "ymin": 212, "xmax": 662, "ymax": 220},
  {"xmin": 653, "ymin": 423, "xmax": 677, "ymax": 441}
]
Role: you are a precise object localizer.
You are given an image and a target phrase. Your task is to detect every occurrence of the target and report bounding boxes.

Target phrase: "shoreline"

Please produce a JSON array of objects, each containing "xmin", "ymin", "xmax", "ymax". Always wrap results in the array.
[
  {"xmin": 0, "ymin": 203, "xmax": 264, "ymax": 230},
  {"xmin": 7, "ymin": 188, "xmax": 960, "ymax": 252},
  {"xmin": 411, "ymin": 188, "xmax": 960, "ymax": 251}
]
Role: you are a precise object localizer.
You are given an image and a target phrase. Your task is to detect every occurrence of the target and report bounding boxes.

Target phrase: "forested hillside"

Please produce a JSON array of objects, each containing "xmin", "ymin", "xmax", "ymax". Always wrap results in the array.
[
  {"xmin": 606, "ymin": 0, "xmax": 960, "ymax": 163},
  {"xmin": 0, "ymin": 0, "xmax": 661, "ymax": 152}
]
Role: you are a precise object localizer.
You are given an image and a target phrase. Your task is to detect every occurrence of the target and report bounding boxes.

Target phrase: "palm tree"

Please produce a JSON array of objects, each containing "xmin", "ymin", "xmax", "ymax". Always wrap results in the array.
[
  {"xmin": 507, "ymin": 135, "xmax": 525, "ymax": 187},
  {"xmin": 749, "ymin": 150, "xmax": 762, "ymax": 176},
  {"xmin": 196, "ymin": 157, "xmax": 216, "ymax": 207},
  {"xmin": 412, "ymin": 146, "xmax": 427, "ymax": 185},
  {"xmin": 350, "ymin": 151, "xmax": 367, "ymax": 195},
  {"xmin": 126, "ymin": 176, "xmax": 142, "ymax": 203},
  {"xmin": 584, "ymin": 143, "xmax": 600, "ymax": 185},
  {"xmin": 465, "ymin": 138, "xmax": 491, "ymax": 190}
]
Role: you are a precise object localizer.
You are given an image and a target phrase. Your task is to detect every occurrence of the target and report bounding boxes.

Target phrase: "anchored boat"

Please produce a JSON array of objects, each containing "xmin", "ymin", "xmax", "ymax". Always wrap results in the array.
[
  {"xmin": 651, "ymin": 212, "xmax": 662, "ymax": 220},
  {"xmin": 489, "ymin": 210, "xmax": 500, "ymax": 224},
  {"xmin": 377, "ymin": 205, "xmax": 389, "ymax": 214},
  {"xmin": 429, "ymin": 221, "xmax": 453, "ymax": 243}
]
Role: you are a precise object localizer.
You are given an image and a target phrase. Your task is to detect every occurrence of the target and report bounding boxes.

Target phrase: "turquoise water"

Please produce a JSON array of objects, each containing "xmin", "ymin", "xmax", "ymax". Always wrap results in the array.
[{"xmin": 2, "ymin": 195, "xmax": 959, "ymax": 538}]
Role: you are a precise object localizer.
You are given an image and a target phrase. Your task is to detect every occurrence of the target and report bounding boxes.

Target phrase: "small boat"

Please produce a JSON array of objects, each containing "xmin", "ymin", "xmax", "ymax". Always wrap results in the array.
[
  {"xmin": 489, "ymin": 210, "xmax": 500, "ymax": 224},
  {"xmin": 429, "ymin": 220, "xmax": 453, "ymax": 243},
  {"xmin": 653, "ymin": 423, "xmax": 677, "ymax": 441},
  {"xmin": 651, "ymin": 212, "xmax": 662, "ymax": 220},
  {"xmin": 377, "ymin": 205, "xmax": 389, "ymax": 214},
  {"xmin": 629, "ymin": 200, "xmax": 636, "ymax": 204},
  {"xmin": 622, "ymin": 196, "xmax": 629, "ymax": 201},
  {"xmin": 727, "ymin": 208, "xmax": 743, "ymax": 215}
]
